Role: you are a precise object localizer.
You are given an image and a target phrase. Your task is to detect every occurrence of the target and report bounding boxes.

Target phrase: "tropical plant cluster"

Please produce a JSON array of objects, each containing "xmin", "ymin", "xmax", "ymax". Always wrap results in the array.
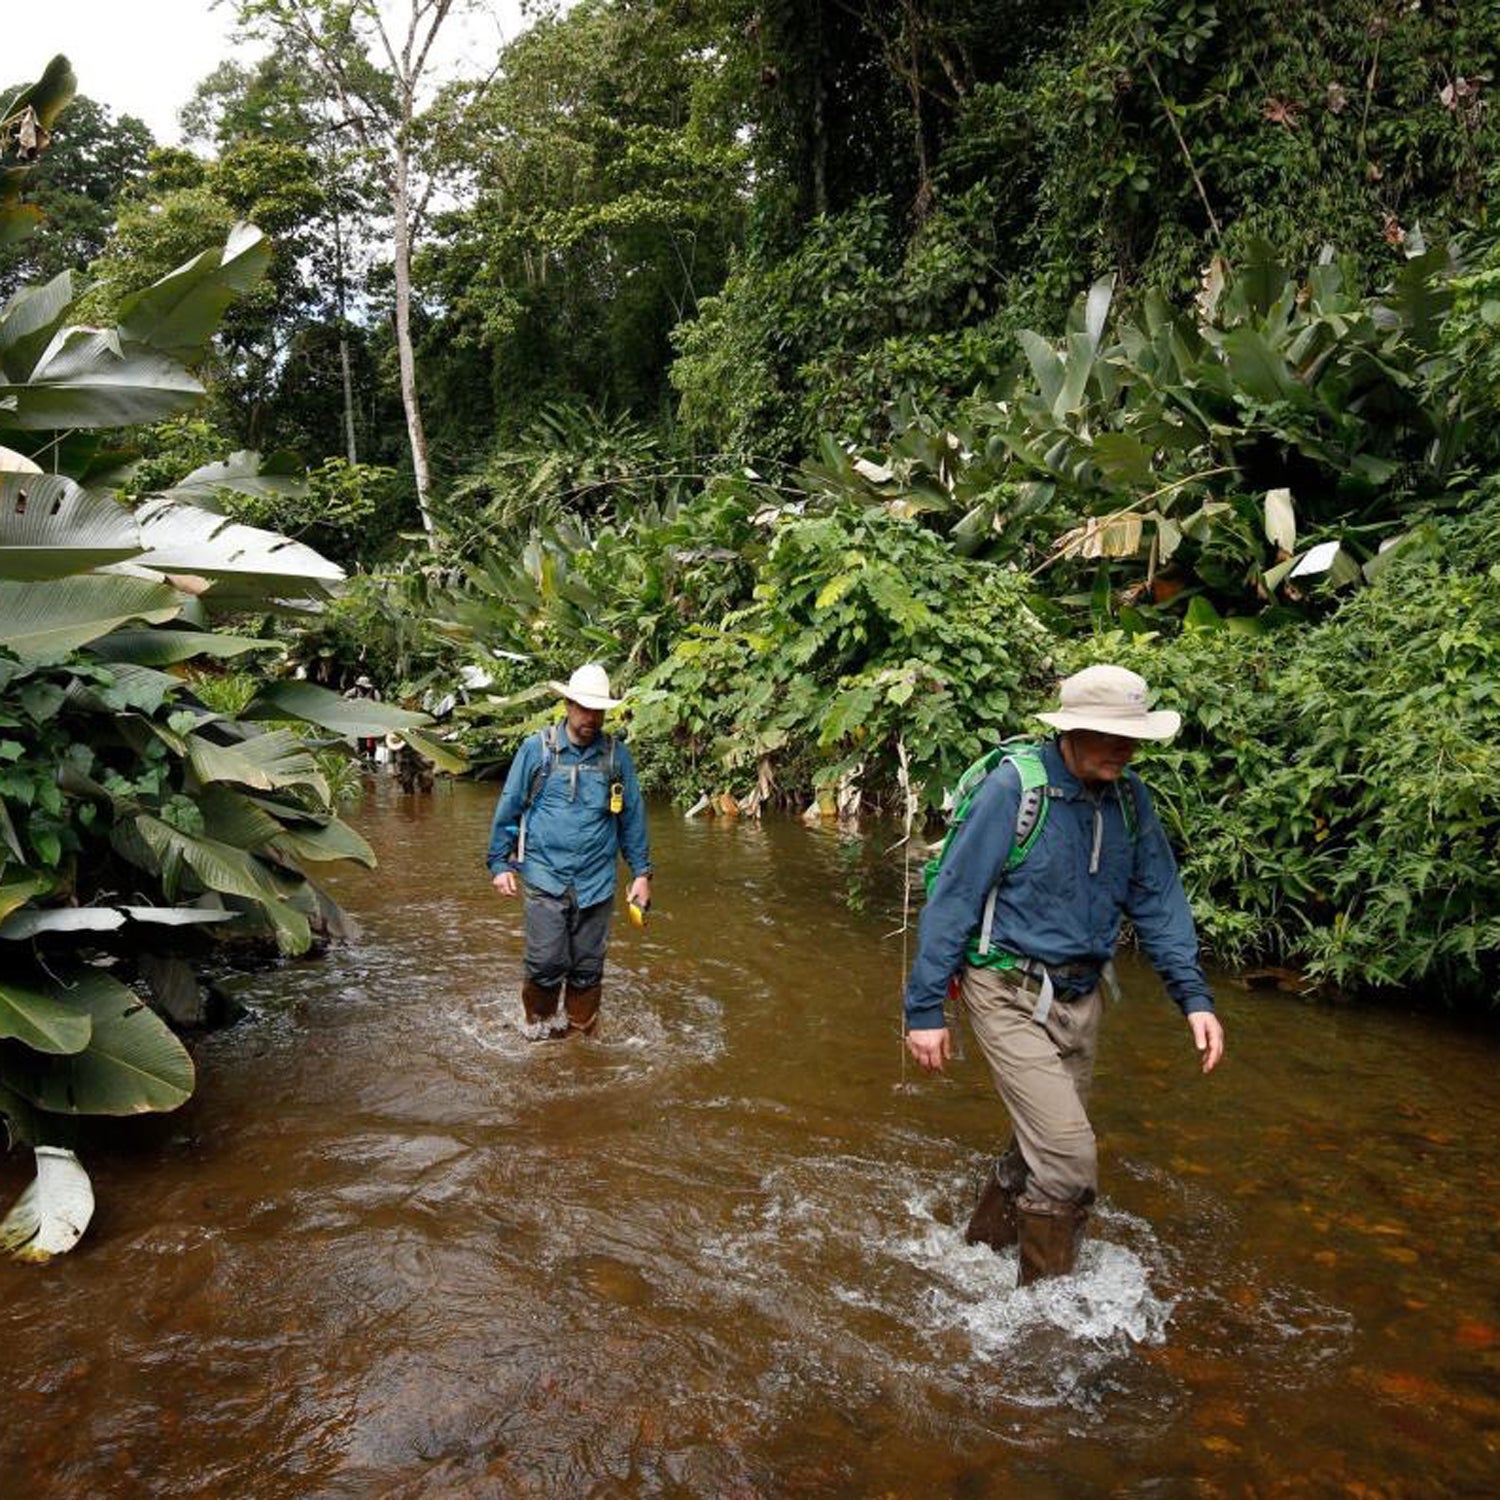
[
  {"xmin": 0, "ymin": 58, "xmax": 458, "ymax": 1259},
  {"xmin": 0, "ymin": 0, "xmax": 1497, "ymax": 1268}
]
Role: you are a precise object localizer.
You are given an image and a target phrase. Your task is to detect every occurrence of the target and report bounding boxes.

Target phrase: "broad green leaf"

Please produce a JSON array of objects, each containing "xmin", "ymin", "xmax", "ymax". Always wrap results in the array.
[
  {"xmin": 244, "ymin": 679, "xmax": 431, "ymax": 736},
  {"xmin": 399, "ymin": 727, "xmax": 468, "ymax": 774},
  {"xmin": 0, "ymin": 574, "xmax": 182, "ymax": 662},
  {"xmin": 1223, "ymin": 327, "xmax": 1297, "ymax": 403},
  {"xmin": 1264, "ymin": 488, "xmax": 1297, "ymax": 553},
  {"xmin": 0, "ymin": 474, "xmax": 143, "ymax": 579},
  {"xmin": 0, "ymin": 328, "xmax": 204, "ymax": 429},
  {"xmin": 0, "ymin": 978, "xmax": 92, "ymax": 1054},
  {"xmin": 5, "ymin": 970, "xmax": 194, "ymax": 1115},
  {"xmin": 0, "ymin": 873, "xmax": 51, "ymax": 921},
  {"xmin": 185, "ymin": 729, "xmax": 329, "ymax": 800},
  {"xmin": 0, "ymin": 1146, "xmax": 94, "ymax": 1263},
  {"xmin": 116, "ymin": 223, "xmax": 271, "ymax": 362},
  {"xmin": 1238, "ymin": 237, "xmax": 1286, "ymax": 319},
  {"xmin": 271, "ymin": 816, "xmax": 376, "ymax": 868},
  {"xmin": 157, "ymin": 449, "xmax": 305, "ymax": 512},
  {"xmin": 1054, "ymin": 333, "xmax": 1095, "ymax": 417},
  {"xmin": 198, "ymin": 785, "xmax": 287, "ymax": 849},
  {"xmin": 89, "ymin": 627, "xmax": 277, "ymax": 665},
  {"xmin": 1084, "ymin": 275, "xmax": 1115, "ymax": 350},
  {"xmin": 0, "ymin": 271, "xmax": 76, "ymax": 382},
  {"xmin": 1184, "ymin": 596, "xmax": 1223, "ymax": 630},
  {"xmin": 1155, "ymin": 514, "xmax": 1184, "ymax": 563},
  {"xmin": 4, "ymin": 55, "xmax": 78, "ymax": 132},
  {"xmin": 1017, "ymin": 330, "xmax": 1064, "ymax": 408},
  {"xmin": 1092, "ymin": 433, "xmax": 1153, "ymax": 485},
  {"xmin": 132, "ymin": 498, "xmax": 343, "ymax": 590},
  {"xmin": 135, "ymin": 814, "xmax": 310, "ymax": 953}
]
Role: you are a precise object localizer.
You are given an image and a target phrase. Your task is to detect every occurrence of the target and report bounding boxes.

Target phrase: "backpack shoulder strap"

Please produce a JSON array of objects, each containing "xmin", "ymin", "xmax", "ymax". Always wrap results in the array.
[
  {"xmin": 1002, "ymin": 743, "xmax": 1053, "ymax": 872},
  {"xmin": 1118, "ymin": 769, "xmax": 1142, "ymax": 841},
  {"xmin": 523, "ymin": 726, "xmax": 557, "ymax": 811}
]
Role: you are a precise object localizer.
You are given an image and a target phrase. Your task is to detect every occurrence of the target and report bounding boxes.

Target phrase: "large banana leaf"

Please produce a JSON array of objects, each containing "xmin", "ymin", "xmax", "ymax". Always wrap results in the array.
[
  {"xmin": 3, "ymin": 56, "xmax": 78, "ymax": 134},
  {"xmin": 2, "ymin": 970, "xmax": 195, "ymax": 1115},
  {"xmin": 270, "ymin": 817, "xmax": 376, "ymax": 868},
  {"xmin": 132, "ymin": 498, "xmax": 344, "ymax": 590},
  {"xmin": 0, "ymin": 978, "xmax": 92, "ymax": 1054},
  {"xmin": 0, "ymin": 271, "xmax": 77, "ymax": 382},
  {"xmin": 0, "ymin": 327, "xmax": 205, "ymax": 430},
  {"xmin": 159, "ymin": 449, "xmax": 305, "ymax": 513},
  {"xmin": 399, "ymin": 726, "xmax": 468, "ymax": 774},
  {"xmin": 0, "ymin": 873, "xmax": 51, "ymax": 922},
  {"xmin": 0, "ymin": 1146, "xmax": 94, "ymax": 1263},
  {"xmin": 0, "ymin": 573, "xmax": 183, "ymax": 661},
  {"xmin": 116, "ymin": 223, "xmax": 271, "ymax": 363},
  {"xmin": 0, "ymin": 474, "xmax": 143, "ymax": 579},
  {"xmin": 185, "ymin": 727, "xmax": 330, "ymax": 800},
  {"xmin": 245, "ymin": 679, "xmax": 431, "ymax": 735},
  {"xmin": 135, "ymin": 814, "xmax": 310, "ymax": 953},
  {"xmin": 89, "ymin": 627, "xmax": 279, "ymax": 665},
  {"xmin": 0, "ymin": 908, "xmax": 126, "ymax": 939}
]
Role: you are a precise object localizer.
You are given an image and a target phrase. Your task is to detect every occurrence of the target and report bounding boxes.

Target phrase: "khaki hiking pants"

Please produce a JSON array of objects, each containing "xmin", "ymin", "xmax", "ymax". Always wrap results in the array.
[{"xmin": 960, "ymin": 963, "xmax": 1103, "ymax": 1210}]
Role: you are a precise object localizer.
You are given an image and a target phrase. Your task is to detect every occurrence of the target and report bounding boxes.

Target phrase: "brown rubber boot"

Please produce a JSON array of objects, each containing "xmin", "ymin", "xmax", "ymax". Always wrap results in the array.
[
  {"xmin": 965, "ymin": 1158, "xmax": 1024, "ymax": 1252},
  {"xmin": 521, "ymin": 978, "xmax": 563, "ymax": 1037},
  {"xmin": 1016, "ymin": 1201, "xmax": 1089, "ymax": 1286},
  {"xmin": 563, "ymin": 982, "xmax": 602, "ymax": 1037}
]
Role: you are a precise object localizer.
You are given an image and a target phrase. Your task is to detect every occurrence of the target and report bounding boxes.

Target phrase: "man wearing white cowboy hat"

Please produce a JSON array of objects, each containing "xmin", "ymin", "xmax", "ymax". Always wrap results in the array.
[
  {"xmin": 903, "ymin": 664, "xmax": 1225, "ymax": 1284},
  {"xmin": 486, "ymin": 663, "xmax": 652, "ymax": 1038}
]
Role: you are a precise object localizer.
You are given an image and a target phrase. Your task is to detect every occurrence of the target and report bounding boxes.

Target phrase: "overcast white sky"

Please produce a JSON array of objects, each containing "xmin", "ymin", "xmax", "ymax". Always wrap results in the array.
[{"xmin": 8, "ymin": 1, "xmax": 530, "ymax": 146}]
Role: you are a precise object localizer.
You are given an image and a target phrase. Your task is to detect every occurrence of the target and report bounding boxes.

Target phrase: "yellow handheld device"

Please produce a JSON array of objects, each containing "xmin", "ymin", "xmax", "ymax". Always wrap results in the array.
[
  {"xmin": 610, "ymin": 781, "xmax": 624, "ymax": 814},
  {"xmin": 628, "ymin": 897, "xmax": 649, "ymax": 928}
]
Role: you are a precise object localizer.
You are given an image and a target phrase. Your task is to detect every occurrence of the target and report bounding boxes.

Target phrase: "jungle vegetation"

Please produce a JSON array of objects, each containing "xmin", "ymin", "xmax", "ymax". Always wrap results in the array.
[{"xmin": 3, "ymin": 0, "xmax": 1500, "ymax": 1250}]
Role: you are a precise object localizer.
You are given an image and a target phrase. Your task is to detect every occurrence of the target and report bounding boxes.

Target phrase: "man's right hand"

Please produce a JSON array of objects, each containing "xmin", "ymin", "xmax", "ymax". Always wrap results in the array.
[
  {"xmin": 492, "ymin": 871, "xmax": 518, "ymax": 897},
  {"xmin": 906, "ymin": 1027, "xmax": 951, "ymax": 1073}
]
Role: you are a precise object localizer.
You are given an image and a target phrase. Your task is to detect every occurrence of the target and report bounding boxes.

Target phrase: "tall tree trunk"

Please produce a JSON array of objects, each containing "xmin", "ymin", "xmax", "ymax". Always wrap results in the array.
[
  {"xmin": 331, "ymin": 187, "xmax": 357, "ymax": 464},
  {"xmin": 390, "ymin": 143, "xmax": 434, "ymax": 545}
]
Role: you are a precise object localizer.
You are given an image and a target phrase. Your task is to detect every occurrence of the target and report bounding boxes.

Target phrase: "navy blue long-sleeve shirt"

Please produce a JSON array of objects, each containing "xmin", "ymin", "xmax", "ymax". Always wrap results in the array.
[
  {"xmin": 485, "ymin": 727, "xmax": 651, "ymax": 907},
  {"xmin": 904, "ymin": 737, "xmax": 1214, "ymax": 1030}
]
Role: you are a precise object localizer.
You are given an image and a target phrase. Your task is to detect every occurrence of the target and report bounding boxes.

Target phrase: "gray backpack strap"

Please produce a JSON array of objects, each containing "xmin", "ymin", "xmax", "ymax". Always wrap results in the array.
[{"xmin": 516, "ymin": 726, "xmax": 556, "ymax": 862}]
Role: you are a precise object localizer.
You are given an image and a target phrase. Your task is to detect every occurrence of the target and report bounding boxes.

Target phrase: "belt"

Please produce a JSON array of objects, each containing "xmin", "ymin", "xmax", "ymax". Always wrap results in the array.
[{"xmin": 999, "ymin": 955, "xmax": 1113, "ymax": 1025}]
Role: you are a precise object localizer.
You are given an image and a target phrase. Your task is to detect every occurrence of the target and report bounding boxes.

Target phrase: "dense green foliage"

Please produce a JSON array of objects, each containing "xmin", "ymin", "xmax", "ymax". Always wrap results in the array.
[
  {"xmin": 1069, "ymin": 484, "xmax": 1500, "ymax": 997},
  {"xmin": 8, "ymin": 0, "xmax": 1500, "ymax": 1032}
]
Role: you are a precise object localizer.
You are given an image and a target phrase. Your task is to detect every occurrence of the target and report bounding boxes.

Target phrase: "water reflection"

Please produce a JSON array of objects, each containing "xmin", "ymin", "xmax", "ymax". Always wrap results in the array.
[{"xmin": 2, "ymin": 776, "xmax": 1497, "ymax": 1497}]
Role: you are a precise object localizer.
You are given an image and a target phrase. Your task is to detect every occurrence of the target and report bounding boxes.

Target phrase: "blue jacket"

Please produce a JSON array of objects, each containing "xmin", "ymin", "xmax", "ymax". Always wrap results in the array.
[
  {"xmin": 485, "ymin": 726, "xmax": 651, "ymax": 908},
  {"xmin": 904, "ymin": 737, "xmax": 1214, "ymax": 1030}
]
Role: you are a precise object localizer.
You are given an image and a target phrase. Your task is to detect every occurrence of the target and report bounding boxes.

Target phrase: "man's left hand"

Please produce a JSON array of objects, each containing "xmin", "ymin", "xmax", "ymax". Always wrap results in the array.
[
  {"xmin": 628, "ymin": 874, "xmax": 652, "ymax": 910},
  {"xmin": 1188, "ymin": 1011, "xmax": 1225, "ymax": 1073}
]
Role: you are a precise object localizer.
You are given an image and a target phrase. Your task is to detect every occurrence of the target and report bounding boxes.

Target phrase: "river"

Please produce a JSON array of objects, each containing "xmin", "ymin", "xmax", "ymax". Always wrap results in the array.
[{"xmin": 3, "ymin": 777, "xmax": 1498, "ymax": 1496}]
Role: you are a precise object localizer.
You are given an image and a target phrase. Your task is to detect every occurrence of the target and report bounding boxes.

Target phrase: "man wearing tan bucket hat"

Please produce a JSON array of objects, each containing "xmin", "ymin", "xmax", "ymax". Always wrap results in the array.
[
  {"xmin": 903, "ymin": 664, "xmax": 1224, "ymax": 1284},
  {"xmin": 485, "ymin": 664, "xmax": 652, "ymax": 1038}
]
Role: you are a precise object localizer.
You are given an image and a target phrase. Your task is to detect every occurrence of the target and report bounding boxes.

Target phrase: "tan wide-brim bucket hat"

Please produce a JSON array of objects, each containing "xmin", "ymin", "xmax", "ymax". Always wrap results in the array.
[
  {"xmin": 547, "ymin": 662, "xmax": 624, "ymax": 710},
  {"xmin": 1035, "ymin": 664, "xmax": 1181, "ymax": 740}
]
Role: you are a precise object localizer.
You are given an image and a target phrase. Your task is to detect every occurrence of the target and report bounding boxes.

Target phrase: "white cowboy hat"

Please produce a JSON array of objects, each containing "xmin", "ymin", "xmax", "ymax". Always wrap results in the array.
[
  {"xmin": 1035, "ymin": 664, "xmax": 1181, "ymax": 740},
  {"xmin": 547, "ymin": 662, "xmax": 624, "ymax": 710}
]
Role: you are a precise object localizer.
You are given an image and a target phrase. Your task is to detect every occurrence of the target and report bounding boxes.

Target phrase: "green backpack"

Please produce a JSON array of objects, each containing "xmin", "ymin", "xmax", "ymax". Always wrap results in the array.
[{"xmin": 922, "ymin": 737, "xmax": 1138, "ymax": 971}]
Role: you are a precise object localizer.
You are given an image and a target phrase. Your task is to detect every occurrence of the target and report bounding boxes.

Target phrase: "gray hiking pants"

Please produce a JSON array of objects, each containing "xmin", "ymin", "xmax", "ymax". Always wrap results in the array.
[
  {"xmin": 523, "ymin": 886, "xmax": 613, "ymax": 991},
  {"xmin": 961, "ymin": 963, "xmax": 1104, "ymax": 1209}
]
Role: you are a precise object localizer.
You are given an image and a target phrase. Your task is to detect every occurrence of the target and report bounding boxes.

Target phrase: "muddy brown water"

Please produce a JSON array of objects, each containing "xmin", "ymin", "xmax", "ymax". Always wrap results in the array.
[{"xmin": 4, "ymin": 777, "xmax": 1499, "ymax": 1497}]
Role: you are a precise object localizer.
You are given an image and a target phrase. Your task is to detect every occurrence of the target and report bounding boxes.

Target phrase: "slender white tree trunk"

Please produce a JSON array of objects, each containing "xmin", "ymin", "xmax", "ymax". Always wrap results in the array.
[{"xmin": 390, "ymin": 142, "xmax": 435, "ymax": 545}]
